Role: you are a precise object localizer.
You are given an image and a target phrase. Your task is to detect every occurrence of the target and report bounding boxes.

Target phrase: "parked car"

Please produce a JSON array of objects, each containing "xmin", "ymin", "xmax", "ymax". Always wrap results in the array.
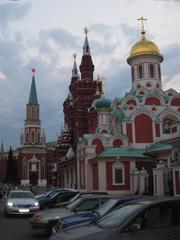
[
  {"xmin": 30, "ymin": 194, "xmax": 109, "ymax": 235},
  {"xmin": 49, "ymin": 197, "xmax": 180, "ymax": 240},
  {"xmin": 35, "ymin": 188, "xmax": 76, "ymax": 199},
  {"xmin": 37, "ymin": 189, "xmax": 78, "ymax": 210},
  {"xmin": 53, "ymin": 195, "xmax": 142, "ymax": 233},
  {"xmin": 3, "ymin": 190, "xmax": 39, "ymax": 217}
]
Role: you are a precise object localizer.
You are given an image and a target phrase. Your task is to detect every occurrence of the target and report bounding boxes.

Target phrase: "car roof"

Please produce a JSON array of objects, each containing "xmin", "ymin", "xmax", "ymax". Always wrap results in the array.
[
  {"xmin": 124, "ymin": 196, "xmax": 180, "ymax": 206},
  {"xmin": 9, "ymin": 190, "xmax": 32, "ymax": 193}
]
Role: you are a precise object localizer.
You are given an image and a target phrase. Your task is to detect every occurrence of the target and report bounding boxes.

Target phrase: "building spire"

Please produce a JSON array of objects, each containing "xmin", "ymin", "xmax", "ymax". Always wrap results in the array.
[
  {"xmin": 80, "ymin": 27, "xmax": 94, "ymax": 80},
  {"xmin": 29, "ymin": 68, "xmax": 38, "ymax": 105},
  {"xmin": 72, "ymin": 53, "xmax": 78, "ymax": 77},
  {"xmin": 83, "ymin": 27, "xmax": 90, "ymax": 56},
  {"xmin": 0, "ymin": 139, "xmax": 4, "ymax": 156}
]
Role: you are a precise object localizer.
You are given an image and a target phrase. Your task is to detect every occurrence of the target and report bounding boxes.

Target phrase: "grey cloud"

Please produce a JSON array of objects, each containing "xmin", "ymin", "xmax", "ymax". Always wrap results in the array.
[
  {"xmin": 39, "ymin": 28, "xmax": 80, "ymax": 52},
  {"xmin": 0, "ymin": 2, "xmax": 31, "ymax": 30}
]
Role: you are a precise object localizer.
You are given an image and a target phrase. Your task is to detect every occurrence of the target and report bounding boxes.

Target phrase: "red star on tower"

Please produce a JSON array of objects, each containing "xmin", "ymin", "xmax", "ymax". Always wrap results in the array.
[{"xmin": 31, "ymin": 68, "xmax": 37, "ymax": 74}]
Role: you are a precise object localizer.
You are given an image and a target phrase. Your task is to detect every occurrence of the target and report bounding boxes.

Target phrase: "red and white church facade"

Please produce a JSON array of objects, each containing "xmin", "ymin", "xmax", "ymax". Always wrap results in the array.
[{"xmin": 58, "ymin": 23, "xmax": 180, "ymax": 196}]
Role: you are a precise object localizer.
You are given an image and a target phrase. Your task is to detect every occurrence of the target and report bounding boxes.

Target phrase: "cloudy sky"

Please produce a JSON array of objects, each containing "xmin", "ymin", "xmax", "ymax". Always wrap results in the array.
[{"xmin": 0, "ymin": 0, "xmax": 180, "ymax": 150}]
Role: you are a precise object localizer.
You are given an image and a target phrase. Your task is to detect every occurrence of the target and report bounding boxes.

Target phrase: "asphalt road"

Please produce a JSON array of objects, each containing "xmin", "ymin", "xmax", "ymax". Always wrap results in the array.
[{"xmin": 0, "ymin": 199, "xmax": 49, "ymax": 240}]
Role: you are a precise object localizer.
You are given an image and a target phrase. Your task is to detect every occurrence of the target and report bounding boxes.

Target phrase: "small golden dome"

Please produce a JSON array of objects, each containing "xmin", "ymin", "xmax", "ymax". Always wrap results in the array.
[{"xmin": 127, "ymin": 33, "xmax": 163, "ymax": 63}]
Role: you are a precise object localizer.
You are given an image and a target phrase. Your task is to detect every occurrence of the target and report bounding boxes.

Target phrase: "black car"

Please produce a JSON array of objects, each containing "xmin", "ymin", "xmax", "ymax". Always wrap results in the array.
[
  {"xmin": 50, "ymin": 197, "xmax": 180, "ymax": 240},
  {"xmin": 37, "ymin": 189, "xmax": 78, "ymax": 210}
]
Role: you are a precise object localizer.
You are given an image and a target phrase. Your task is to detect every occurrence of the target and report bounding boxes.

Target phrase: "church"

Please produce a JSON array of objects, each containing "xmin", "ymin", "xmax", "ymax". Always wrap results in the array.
[
  {"xmin": 57, "ymin": 19, "xmax": 180, "ymax": 196},
  {"xmin": 0, "ymin": 18, "xmax": 180, "ymax": 197}
]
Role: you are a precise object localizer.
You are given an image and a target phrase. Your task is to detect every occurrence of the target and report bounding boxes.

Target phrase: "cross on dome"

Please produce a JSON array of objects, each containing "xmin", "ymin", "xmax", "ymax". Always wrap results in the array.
[{"xmin": 137, "ymin": 16, "xmax": 147, "ymax": 34}]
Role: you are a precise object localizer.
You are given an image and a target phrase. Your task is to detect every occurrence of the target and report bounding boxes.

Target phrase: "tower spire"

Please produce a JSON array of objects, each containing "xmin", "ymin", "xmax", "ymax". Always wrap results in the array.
[
  {"xmin": 29, "ymin": 69, "xmax": 38, "ymax": 105},
  {"xmin": 83, "ymin": 27, "xmax": 91, "ymax": 56},
  {"xmin": 0, "ymin": 139, "xmax": 4, "ymax": 156},
  {"xmin": 72, "ymin": 53, "xmax": 78, "ymax": 78},
  {"xmin": 80, "ymin": 27, "xmax": 94, "ymax": 80}
]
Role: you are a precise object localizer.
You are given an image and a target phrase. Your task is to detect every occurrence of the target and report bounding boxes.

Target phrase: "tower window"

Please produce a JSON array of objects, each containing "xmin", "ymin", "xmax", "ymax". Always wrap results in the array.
[
  {"xmin": 149, "ymin": 64, "xmax": 155, "ymax": 78},
  {"xmin": 131, "ymin": 67, "xmax": 135, "ymax": 82},
  {"xmin": 138, "ymin": 65, "xmax": 143, "ymax": 79},
  {"xmin": 158, "ymin": 65, "xmax": 161, "ymax": 79},
  {"xmin": 112, "ymin": 162, "xmax": 124, "ymax": 185}
]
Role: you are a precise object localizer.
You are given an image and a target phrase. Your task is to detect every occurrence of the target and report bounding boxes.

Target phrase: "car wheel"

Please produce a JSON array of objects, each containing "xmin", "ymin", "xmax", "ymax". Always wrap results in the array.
[{"xmin": 45, "ymin": 221, "xmax": 58, "ymax": 236}]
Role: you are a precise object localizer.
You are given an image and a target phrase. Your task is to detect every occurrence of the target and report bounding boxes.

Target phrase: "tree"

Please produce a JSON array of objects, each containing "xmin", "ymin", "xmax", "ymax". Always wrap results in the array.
[{"xmin": 6, "ymin": 147, "xmax": 18, "ymax": 184}]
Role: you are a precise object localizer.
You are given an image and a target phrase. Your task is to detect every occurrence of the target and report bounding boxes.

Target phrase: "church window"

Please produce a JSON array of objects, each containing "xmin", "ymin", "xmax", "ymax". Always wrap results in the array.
[
  {"xmin": 149, "ymin": 64, "xmax": 155, "ymax": 78},
  {"xmin": 32, "ymin": 131, "xmax": 35, "ymax": 143},
  {"xmin": 112, "ymin": 162, "xmax": 124, "ymax": 185},
  {"xmin": 138, "ymin": 65, "xmax": 143, "ymax": 79},
  {"xmin": 158, "ymin": 65, "xmax": 161, "ymax": 79},
  {"xmin": 126, "ymin": 99, "xmax": 137, "ymax": 106},
  {"xmin": 37, "ymin": 133, "xmax": 40, "ymax": 143},
  {"xmin": 26, "ymin": 132, "xmax": 28, "ymax": 143},
  {"xmin": 146, "ymin": 82, "xmax": 151, "ymax": 88},
  {"xmin": 156, "ymin": 83, "xmax": 160, "ymax": 88},
  {"xmin": 131, "ymin": 67, "xmax": 135, "ymax": 81},
  {"xmin": 129, "ymin": 106, "xmax": 134, "ymax": 110},
  {"xmin": 137, "ymin": 84, "xmax": 141, "ymax": 89}
]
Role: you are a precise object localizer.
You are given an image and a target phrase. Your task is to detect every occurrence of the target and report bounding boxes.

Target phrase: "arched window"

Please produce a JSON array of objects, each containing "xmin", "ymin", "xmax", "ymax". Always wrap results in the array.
[
  {"xmin": 131, "ymin": 67, "xmax": 135, "ymax": 81},
  {"xmin": 32, "ymin": 131, "xmax": 35, "ymax": 143},
  {"xmin": 112, "ymin": 162, "xmax": 124, "ymax": 185},
  {"xmin": 158, "ymin": 65, "xmax": 161, "ymax": 79},
  {"xmin": 150, "ymin": 64, "xmax": 155, "ymax": 78},
  {"xmin": 138, "ymin": 65, "xmax": 143, "ymax": 79},
  {"xmin": 26, "ymin": 132, "xmax": 28, "ymax": 143},
  {"xmin": 146, "ymin": 82, "xmax": 151, "ymax": 88}
]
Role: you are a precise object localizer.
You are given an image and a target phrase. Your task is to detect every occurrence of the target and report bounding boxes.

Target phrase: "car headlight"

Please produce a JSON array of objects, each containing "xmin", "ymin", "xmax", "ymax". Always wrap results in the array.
[
  {"xmin": 34, "ymin": 202, "xmax": 39, "ymax": 207},
  {"xmin": 7, "ymin": 202, "xmax": 14, "ymax": 207}
]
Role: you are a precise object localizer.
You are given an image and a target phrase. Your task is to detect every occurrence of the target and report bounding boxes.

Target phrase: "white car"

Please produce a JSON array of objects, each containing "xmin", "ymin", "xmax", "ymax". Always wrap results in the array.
[{"xmin": 3, "ymin": 190, "xmax": 39, "ymax": 216}]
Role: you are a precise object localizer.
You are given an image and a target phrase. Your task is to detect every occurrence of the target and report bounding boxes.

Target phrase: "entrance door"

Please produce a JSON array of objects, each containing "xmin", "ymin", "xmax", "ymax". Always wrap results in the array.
[{"xmin": 29, "ymin": 173, "xmax": 38, "ymax": 186}]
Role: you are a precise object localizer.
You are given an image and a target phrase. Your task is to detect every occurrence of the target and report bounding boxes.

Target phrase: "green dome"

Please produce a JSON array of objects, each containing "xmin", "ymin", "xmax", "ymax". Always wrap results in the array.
[{"xmin": 95, "ymin": 97, "xmax": 111, "ymax": 110}]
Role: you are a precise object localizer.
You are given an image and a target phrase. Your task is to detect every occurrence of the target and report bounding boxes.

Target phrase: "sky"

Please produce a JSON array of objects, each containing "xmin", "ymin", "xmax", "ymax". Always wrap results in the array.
[{"xmin": 0, "ymin": 0, "xmax": 180, "ymax": 151}]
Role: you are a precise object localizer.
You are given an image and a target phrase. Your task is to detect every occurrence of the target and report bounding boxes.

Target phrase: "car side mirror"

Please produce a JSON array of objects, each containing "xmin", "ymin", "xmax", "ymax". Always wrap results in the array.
[{"xmin": 128, "ymin": 223, "xmax": 141, "ymax": 232}]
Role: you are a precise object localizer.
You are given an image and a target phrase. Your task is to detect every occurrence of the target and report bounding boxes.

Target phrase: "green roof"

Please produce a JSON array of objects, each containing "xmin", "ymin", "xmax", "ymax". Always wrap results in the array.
[
  {"xmin": 98, "ymin": 147, "xmax": 148, "ymax": 158},
  {"xmin": 95, "ymin": 96, "xmax": 111, "ymax": 110},
  {"xmin": 29, "ymin": 75, "xmax": 38, "ymax": 105},
  {"xmin": 146, "ymin": 143, "xmax": 172, "ymax": 154}
]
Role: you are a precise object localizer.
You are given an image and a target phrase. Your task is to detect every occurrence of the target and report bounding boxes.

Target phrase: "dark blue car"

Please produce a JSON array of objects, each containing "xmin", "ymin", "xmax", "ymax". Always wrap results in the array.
[
  {"xmin": 53, "ymin": 195, "xmax": 142, "ymax": 233},
  {"xmin": 37, "ymin": 189, "xmax": 78, "ymax": 210}
]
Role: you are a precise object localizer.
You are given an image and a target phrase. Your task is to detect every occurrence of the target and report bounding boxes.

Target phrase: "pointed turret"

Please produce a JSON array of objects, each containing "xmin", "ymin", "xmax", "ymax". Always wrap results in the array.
[
  {"xmin": 72, "ymin": 53, "xmax": 78, "ymax": 78},
  {"xmin": 22, "ymin": 69, "xmax": 43, "ymax": 145},
  {"xmin": 80, "ymin": 27, "xmax": 94, "ymax": 80},
  {"xmin": 29, "ymin": 74, "xmax": 38, "ymax": 105},
  {"xmin": 0, "ymin": 139, "xmax": 4, "ymax": 156}
]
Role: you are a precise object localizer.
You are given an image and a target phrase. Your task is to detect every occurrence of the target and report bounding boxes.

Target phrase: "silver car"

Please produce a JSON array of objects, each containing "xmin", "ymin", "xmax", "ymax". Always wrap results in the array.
[{"xmin": 3, "ymin": 190, "xmax": 39, "ymax": 216}]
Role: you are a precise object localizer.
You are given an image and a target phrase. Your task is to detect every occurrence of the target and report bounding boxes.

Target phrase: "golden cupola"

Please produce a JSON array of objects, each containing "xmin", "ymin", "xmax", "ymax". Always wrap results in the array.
[{"xmin": 127, "ymin": 17, "xmax": 163, "ymax": 64}]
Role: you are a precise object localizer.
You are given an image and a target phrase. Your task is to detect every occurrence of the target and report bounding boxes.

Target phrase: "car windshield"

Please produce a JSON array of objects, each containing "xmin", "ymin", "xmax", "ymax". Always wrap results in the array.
[
  {"xmin": 66, "ymin": 198, "xmax": 82, "ymax": 210},
  {"xmin": 96, "ymin": 199, "xmax": 119, "ymax": 216},
  {"xmin": 96, "ymin": 204, "xmax": 143, "ymax": 228},
  {"xmin": 68, "ymin": 193, "xmax": 81, "ymax": 203},
  {"xmin": 9, "ymin": 191, "xmax": 34, "ymax": 198}
]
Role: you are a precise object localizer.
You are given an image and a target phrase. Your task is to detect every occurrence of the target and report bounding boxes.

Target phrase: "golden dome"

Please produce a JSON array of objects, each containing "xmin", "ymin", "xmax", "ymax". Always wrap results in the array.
[{"xmin": 127, "ymin": 33, "xmax": 163, "ymax": 63}]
